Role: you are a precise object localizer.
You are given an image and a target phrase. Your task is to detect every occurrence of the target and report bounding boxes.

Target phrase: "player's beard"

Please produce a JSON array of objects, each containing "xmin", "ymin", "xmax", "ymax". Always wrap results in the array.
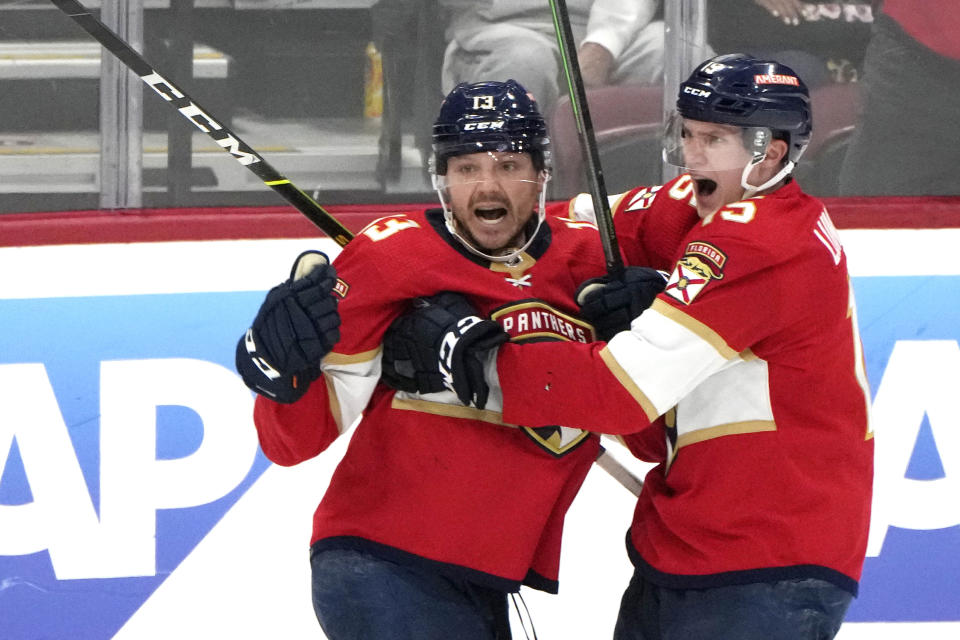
[
  {"xmin": 454, "ymin": 214, "xmax": 529, "ymax": 257},
  {"xmin": 457, "ymin": 188, "xmax": 533, "ymax": 254}
]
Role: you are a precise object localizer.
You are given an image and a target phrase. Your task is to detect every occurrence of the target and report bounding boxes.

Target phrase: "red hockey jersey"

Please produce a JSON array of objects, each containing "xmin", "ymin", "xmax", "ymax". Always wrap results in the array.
[
  {"xmin": 499, "ymin": 176, "xmax": 874, "ymax": 594},
  {"xmin": 253, "ymin": 206, "xmax": 691, "ymax": 593}
]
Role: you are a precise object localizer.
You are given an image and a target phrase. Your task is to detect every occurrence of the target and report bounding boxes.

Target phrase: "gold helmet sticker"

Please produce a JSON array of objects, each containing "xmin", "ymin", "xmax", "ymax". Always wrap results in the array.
[{"xmin": 664, "ymin": 241, "xmax": 727, "ymax": 305}]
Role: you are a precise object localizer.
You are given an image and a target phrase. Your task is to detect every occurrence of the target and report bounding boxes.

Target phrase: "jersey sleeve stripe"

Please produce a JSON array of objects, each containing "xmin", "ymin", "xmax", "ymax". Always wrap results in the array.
[
  {"xmin": 598, "ymin": 346, "xmax": 660, "ymax": 422},
  {"xmin": 392, "ymin": 394, "xmax": 508, "ymax": 425},
  {"xmin": 324, "ymin": 346, "xmax": 382, "ymax": 365},
  {"xmin": 322, "ymin": 354, "xmax": 381, "ymax": 432},
  {"xmin": 675, "ymin": 420, "xmax": 777, "ymax": 450},
  {"xmin": 604, "ymin": 304, "xmax": 738, "ymax": 417},
  {"xmin": 610, "ymin": 191, "xmax": 631, "ymax": 216},
  {"xmin": 651, "ymin": 299, "xmax": 740, "ymax": 360},
  {"xmin": 323, "ymin": 375, "xmax": 345, "ymax": 433}
]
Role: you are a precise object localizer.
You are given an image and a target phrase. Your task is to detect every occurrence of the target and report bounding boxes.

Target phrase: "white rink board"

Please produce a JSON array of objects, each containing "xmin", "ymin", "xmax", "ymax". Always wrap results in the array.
[{"xmin": 1, "ymin": 228, "xmax": 959, "ymax": 639}]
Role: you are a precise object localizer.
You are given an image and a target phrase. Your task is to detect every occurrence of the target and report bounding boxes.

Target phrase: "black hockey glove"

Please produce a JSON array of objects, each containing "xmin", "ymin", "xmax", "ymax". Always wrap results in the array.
[
  {"xmin": 381, "ymin": 292, "xmax": 477, "ymax": 394},
  {"xmin": 576, "ymin": 266, "xmax": 669, "ymax": 341},
  {"xmin": 235, "ymin": 251, "xmax": 341, "ymax": 403},
  {"xmin": 380, "ymin": 292, "xmax": 507, "ymax": 409}
]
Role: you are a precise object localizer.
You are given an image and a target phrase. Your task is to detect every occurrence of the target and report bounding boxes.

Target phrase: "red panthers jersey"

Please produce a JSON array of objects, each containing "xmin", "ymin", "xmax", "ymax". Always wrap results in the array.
[
  {"xmin": 499, "ymin": 176, "xmax": 874, "ymax": 595},
  {"xmin": 253, "ymin": 206, "xmax": 690, "ymax": 593}
]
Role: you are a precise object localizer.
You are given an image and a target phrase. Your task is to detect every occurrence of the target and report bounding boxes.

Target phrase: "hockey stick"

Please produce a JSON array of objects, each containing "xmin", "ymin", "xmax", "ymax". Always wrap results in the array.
[
  {"xmin": 597, "ymin": 443, "xmax": 643, "ymax": 496},
  {"xmin": 548, "ymin": 0, "xmax": 624, "ymax": 279},
  {"xmin": 548, "ymin": 0, "xmax": 647, "ymax": 495},
  {"xmin": 51, "ymin": 0, "xmax": 354, "ymax": 247}
]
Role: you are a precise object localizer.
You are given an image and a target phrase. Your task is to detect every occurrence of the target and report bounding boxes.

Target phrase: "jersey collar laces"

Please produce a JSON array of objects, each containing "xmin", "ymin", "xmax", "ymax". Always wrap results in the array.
[{"xmin": 505, "ymin": 274, "xmax": 533, "ymax": 288}]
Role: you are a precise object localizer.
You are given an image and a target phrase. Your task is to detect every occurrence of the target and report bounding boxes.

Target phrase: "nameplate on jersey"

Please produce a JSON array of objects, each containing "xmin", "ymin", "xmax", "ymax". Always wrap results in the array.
[{"xmin": 491, "ymin": 299, "xmax": 595, "ymax": 456}]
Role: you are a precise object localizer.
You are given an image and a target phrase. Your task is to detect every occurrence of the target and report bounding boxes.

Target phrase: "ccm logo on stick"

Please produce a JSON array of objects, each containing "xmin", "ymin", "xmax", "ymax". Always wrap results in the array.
[{"xmin": 140, "ymin": 71, "xmax": 260, "ymax": 166}]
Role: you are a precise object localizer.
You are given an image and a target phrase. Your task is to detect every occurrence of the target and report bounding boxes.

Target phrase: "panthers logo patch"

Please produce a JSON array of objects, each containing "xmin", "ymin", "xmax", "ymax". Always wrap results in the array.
[
  {"xmin": 664, "ymin": 241, "xmax": 727, "ymax": 305},
  {"xmin": 491, "ymin": 300, "xmax": 595, "ymax": 455}
]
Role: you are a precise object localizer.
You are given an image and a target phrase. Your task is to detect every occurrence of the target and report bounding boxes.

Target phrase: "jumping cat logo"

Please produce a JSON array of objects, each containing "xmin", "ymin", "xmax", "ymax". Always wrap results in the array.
[{"xmin": 664, "ymin": 241, "xmax": 727, "ymax": 305}]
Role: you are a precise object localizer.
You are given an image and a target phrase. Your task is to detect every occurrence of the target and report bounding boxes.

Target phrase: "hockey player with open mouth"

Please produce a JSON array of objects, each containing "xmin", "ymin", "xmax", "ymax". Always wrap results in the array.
[
  {"xmin": 235, "ymin": 78, "xmax": 682, "ymax": 639},
  {"xmin": 382, "ymin": 54, "xmax": 874, "ymax": 640}
]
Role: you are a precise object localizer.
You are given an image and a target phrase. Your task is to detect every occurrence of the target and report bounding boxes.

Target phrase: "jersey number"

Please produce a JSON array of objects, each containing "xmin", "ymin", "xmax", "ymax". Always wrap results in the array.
[
  {"xmin": 703, "ymin": 202, "xmax": 757, "ymax": 226},
  {"xmin": 361, "ymin": 217, "xmax": 420, "ymax": 242}
]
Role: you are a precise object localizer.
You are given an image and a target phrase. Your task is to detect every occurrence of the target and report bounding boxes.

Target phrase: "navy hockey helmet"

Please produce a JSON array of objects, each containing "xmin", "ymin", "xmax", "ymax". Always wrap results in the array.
[
  {"xmin": 432, "ymin": 79, "xmax": 551, "ymax": 175},
  {"xmin": 677, "ymin": 53, "xmax": 812, "ymax": 164}
]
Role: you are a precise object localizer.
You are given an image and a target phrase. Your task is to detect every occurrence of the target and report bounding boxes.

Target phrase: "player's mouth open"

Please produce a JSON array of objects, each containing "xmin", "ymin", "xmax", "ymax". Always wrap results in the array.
[
  {"xmin": 476, "ymin": 207, "xmax": 508, "ymax": 223},
  {"xmin": 693, "ymin": 178, "xmax": 718, "ymax": 197}
]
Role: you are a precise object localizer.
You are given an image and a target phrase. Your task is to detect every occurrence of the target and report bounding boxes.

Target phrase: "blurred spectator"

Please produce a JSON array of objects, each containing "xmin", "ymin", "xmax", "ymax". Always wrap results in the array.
[
  {"xmin": 708, "ymin": 1, "xmax": 874, "ymax": 88},
  {"xmin": 439, "ymin": 0, "xmax": 663, "ymax": 118},
  {"xmin": 839, "ymin": 0, "xmax": 960, "ymax": 196}
]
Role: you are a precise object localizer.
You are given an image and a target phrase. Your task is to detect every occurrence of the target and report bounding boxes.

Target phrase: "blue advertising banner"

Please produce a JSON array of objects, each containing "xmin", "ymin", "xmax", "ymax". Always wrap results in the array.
[
  {"xmin": 1, "ymin": 232, "xmax": 958, "ymax": 639},
  {"xmin": 849, "ymin": 274, "xmax": 960, "ymax": 623}
]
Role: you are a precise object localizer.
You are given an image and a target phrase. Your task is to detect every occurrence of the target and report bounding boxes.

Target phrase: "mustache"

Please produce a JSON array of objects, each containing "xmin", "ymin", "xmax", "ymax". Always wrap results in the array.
[{"xmin": 468, "ymin": 193, "xmax": 510, "ymax": 209}]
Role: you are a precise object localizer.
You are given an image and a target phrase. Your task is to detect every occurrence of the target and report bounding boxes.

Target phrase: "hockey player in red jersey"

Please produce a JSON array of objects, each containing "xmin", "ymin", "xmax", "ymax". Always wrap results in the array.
[
  {"xmin": 381, "ymin": 55, "xmax": 874, "ymax": 639},
  {"xmin": 234, "ymin": 79, "xmax": 683, "ymax": 639}
]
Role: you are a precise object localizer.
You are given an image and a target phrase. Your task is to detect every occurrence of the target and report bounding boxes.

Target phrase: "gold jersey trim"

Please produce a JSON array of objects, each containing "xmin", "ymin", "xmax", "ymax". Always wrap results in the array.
[
  {"xmin": 676, "ymin": 420, "xmax": 777, "ymax": 450},
  {"xmin": 489, "ymin": 251, "xmax": 537, "ymax": 279},
  {"xmin": 599, "ymin": 345, "xmax": 660, "ymax": 422},
  {"xmin": 324, "ymin": 374, "xmax": 345, "ymax": 433},
  {"xmin": 611, "ymin": 191, "xmax": 630, "ymax": 215},
  {"xmin": 391, "ymin": 396, "xmax": 509, "ymax": 426},
  {"xmin": 651, "ymin": 299, "xmax": 740, "ymax": 360},
  {"xmin": 324, "ymin": 347, "xmax": 381, "ymax": 366}
]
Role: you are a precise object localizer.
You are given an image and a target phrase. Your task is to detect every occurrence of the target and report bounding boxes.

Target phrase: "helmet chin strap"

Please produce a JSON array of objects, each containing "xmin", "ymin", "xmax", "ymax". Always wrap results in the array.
[
  {"xmin": 433, "ymin": 172, "xmax": 550, "ymax": 265},
  {"xmin": 740, "ymin": 154, "xmax": 796, "ymax": 198}
]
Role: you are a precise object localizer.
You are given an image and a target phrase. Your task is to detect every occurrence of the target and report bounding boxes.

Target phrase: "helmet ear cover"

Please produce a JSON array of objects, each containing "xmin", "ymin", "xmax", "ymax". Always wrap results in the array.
[{"xmin": 431, "ymin": 79, "xmax": 551, "ymax": 176}]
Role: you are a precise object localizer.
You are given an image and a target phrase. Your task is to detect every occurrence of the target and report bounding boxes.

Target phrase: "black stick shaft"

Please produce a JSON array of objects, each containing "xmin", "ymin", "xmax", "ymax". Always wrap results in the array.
[
  {"xmin": 548, "ymin": 0, "xmax": 624, "ymax": 278},
  {"xmin": 51, "ymin": 0, "xmax": 354, "ymax": 247}
]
